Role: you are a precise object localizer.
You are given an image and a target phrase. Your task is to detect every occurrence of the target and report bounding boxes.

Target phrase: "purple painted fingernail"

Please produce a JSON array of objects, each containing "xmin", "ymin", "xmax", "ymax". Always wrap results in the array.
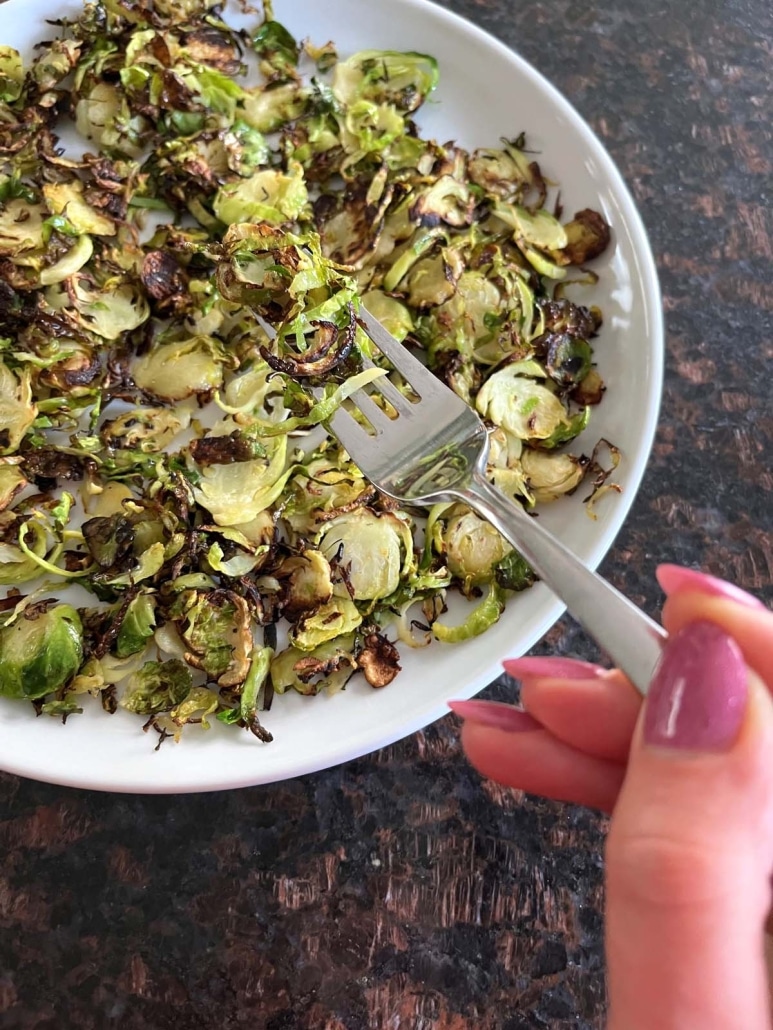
[
  {"xmin": 502, "ymin": 657, "xmax": 607, "ymax": 681},
  {"xmin": 643, "ymin": 621, "xmax": 748, "ymax": 752},
  {"xmin": 657, "ymin": 564, "xmax": 767, "ymax": 611},
  {"xmin": 448, "ymin": 700, "xmax": 542, "ymax": 733}
]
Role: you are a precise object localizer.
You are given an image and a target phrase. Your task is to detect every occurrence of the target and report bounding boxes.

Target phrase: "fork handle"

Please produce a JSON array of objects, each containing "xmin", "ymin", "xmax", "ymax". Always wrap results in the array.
[{"xmin": 458, "ymin": 472, "xmax": 666, "ymax": 695}]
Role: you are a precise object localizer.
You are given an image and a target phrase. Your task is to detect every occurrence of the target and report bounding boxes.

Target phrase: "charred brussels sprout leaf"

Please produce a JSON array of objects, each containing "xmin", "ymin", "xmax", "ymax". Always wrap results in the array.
[
  {"xmin": 553, "ymin": 209, "xmax": 612, "ymax": 266},
  {"xmin": 82, "ymin": 515, "xmax": 135, "ymax": 570},
  {"xmin": 0, "ymin": 604, "xmax": 83, "ymax": 700},
  {"xmin": 494, "ymin": 550, "xmax": 537, "ymax": 592},
  {"xmin": 544, "ymin": 333, "xmax": 594, "ymax": 387},
  {"xmin": 120, "ymin": 659, "xmax": 192, "ymax": 715}
]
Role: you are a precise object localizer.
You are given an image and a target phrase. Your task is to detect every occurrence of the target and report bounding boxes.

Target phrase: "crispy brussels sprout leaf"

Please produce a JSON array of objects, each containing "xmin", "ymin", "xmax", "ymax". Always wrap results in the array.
[
  {"xmin": 544, "ymin": 333, "xmax": 594, "ymax": 387},
  {"xmin": 0, "ymin": 522, "xmax": 50, "ymax": 586},
  {"xmin": 115, "ymin": 594, "xmax": 157, "ymax": 658},
  {"xmin": 433, "ymin": 582, "xmax": 506, "ymax": 643},
  {"xmin": 319, "ymin": 509, "xmax": 413, "ymax": 601},
  {"xmin": 271, "ymin": 636, "xmax": 357, "ymax": 696},
  {"xmin": 538, "ymin": 406, "xmax": 590, "ymax": 449},
  {"xmin": 60, "ymin": 277, "xmax": 150, "ymax": 339},
  {"xmin": 242, "ymin": 81, "xmax": 308, "ymax": 132},
  {"xmin": 82, "ymin": 514, "xmax": 134, "ymax": 570},
  {"xmin": 553, "ymin": 209, "xmax": 612, "ymax": 266},
  {"xmin": 106, "ymin": 541, "xmax": 166, "ymax": 587},
  {"xmin": 333, "ymin": 50, "xmax": 438, "ymax": 112},
  {"xmin": 440, "ymin": 508, "xmax": 513, "ymax": 589},
  {"xmin": 493, "ymin": 201, "xmax": 568, "ymax": 250},
  {"xmin": 179, "ymin": 590, "xmax": 252, "ymax": 687},
  {"xmin": 0, "ymin": 364, "xmax": 37, "ymax": 455},
  {"xmin": 120, "ymin": 659, "xmax": 192, "ymax": 715},
  {"xmin": 0, "ymin": 463, "xmax": 27, "ymax": 512},
  {"xmin": 0, "ymin": 604, "xmax": 83, "ymax": 700},
  {"xmin": 282, "ymin": 549, "xmax": 334, "ymax": 617},
  {"xmin": 42, "ymin": 182, "xmax": 116, "ymax": 237},
  {"xmin": 0, "ymin": 201, "xmax": 46, "ymax": 256},
  {"xmin": 289, "ymin": 597, "xmax": 362, "ymax": 651},
  {"xmin": 252, "ymin": 19, "xmax": 299, "ymax": 80},
  {"xmin": 192, "ymin": 436, "xmax": 291, "ymax": 526},
  {"xmin": 283, "ymin": 451, "xmax": 372, "ymax": 534},
  {"xmin": 0, "ymin": 46, "xmax": 24, "ymax": 102},
  {"xmin": 476, "ymin": 363, "xmax": 571, "ymax": 442},
  {"xmin": 133, "ymin": 336, "xmax": 225, "ymax": 400},
  {"xmin": 38, "ymin": 235, "xmax": 95, "ymax": 287},
  {"xmin": 213, "ymin": 162, "xmax": 309, "ymax": 226},
  {"xmin": 521, "ymin": 449, "xmax": 585, "ymax": 502},
  {"xmin": 494, "ymin": 549, "xmax": 536, "ymax": 592},
  {"xmin": 356, "ymin": 630, "xmax": 401, "ymax": 688},
  {"xmin": 102, "ymin": 407, "xmax": 191, "ymax": 453}
]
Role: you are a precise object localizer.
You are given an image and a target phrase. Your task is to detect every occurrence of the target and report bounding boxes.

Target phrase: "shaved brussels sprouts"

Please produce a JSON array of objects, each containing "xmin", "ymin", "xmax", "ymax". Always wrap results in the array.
[{"xmin": 0, "ymin": 3, "xmax": 615, "ymax": 741}]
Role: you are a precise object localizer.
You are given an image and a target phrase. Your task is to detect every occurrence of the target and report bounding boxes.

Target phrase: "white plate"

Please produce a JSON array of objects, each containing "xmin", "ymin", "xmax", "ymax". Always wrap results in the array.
[{"xmin": 0, "ymin": 0, "xmax": 663, "ymax": 793}]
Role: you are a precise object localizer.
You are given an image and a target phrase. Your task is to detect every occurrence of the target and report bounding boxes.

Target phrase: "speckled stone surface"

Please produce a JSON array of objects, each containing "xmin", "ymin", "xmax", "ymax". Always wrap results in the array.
[{"xmin": 1, "ymin": 0, "xmax": 772, "ymax": 1027}]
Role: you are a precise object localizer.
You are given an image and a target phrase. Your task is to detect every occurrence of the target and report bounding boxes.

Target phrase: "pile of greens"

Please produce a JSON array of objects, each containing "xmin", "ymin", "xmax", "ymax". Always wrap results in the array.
[{"xmin": 0, "ymin": 0, "xmax": 615, "ymax": 744}]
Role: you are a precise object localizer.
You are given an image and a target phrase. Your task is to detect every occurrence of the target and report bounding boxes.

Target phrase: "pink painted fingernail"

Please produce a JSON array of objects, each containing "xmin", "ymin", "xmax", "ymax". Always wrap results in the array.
[
  {"xmin": 502, "ymin": 657, "xmax": 607, "ymax": 681},
  {"xmin": 643, "ymin": 621, "xmax": 747, "ymax": 752},
  {"xmin": 448, "ymin": 700, "xmax": 542, "ymax": 733},
  {"xmin": 657, "ymin": 564, "xmax": 767, "ymax": 611}
]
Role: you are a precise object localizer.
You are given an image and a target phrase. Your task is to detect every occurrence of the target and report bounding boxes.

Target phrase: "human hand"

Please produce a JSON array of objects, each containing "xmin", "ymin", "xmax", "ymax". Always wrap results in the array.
[{"xmin": 451, "ymin": 566, "xmax": 773, "ymax": 1029}]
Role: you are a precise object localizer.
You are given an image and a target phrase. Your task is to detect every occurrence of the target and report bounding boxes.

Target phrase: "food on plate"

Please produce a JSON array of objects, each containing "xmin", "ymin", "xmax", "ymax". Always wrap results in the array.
[{"xmin": 0, "ymin": 0, "xmax": 615, "ymax": 743}]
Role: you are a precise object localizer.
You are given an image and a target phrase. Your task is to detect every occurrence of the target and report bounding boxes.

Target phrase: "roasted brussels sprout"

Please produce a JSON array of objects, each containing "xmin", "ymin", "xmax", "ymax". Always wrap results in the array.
[{"xmin": 0, "ymin": 604, "xmax": 83, "ymax": 700}]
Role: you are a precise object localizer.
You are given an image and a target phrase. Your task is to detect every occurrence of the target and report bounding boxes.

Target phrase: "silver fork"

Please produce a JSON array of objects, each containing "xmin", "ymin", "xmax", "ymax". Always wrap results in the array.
[{"xmin": 273, "ymin": 308, "xmax": 666, "ymax": 695}]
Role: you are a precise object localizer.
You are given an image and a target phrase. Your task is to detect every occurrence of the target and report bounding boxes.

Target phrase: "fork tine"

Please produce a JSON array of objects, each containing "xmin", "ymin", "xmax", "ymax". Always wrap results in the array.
[
  {"xmin": 359, "ymin": 308, "xmax": 446, "ymax": 398},
  {"xmin": 327, "ymin": 406, "xmax": 374, "ymax": 466},
  {"xmin": 361, "ymin": 357, "xmax": 414, "ymax": 415}
]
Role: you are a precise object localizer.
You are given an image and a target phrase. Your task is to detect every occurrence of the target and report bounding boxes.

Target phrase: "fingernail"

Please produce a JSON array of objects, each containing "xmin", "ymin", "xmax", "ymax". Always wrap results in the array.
[
  {"xmin": 657, "ymin": 564, "xmax": 767, "ymax": 611},
  {"xmin": 643, "ymin": 621, "xmax": 748, "ymax": 752},
  {"xmin": 448, "ymin": 700, "xmax": 542, "ymax": 733},
  {"xmin": 502, "ymin": 657, "xmax": 607, "ymax": 681}
]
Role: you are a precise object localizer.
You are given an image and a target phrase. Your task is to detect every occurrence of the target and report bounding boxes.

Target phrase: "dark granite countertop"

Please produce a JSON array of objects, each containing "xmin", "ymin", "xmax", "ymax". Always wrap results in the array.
[{"xmin": 1, "ymin": 0, "xmax": 772, "ymax": 1027}]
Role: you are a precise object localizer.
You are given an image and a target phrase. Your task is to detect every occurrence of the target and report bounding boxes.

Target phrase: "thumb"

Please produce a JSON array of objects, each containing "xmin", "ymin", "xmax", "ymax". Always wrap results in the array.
[{"xmin": 606, "ymin": 620, "xmax": 773, "ymax": 1030}]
